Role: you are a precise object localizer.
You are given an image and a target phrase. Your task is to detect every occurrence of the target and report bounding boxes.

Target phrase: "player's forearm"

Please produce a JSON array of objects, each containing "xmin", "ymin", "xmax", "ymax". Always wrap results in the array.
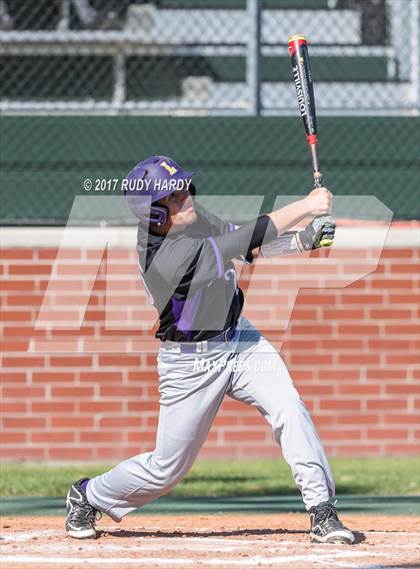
[
  {"xmin": 214, "ymin": 202, "xmax": 308, "ymax": 263},
  {"xmin": 257, "ymin": 232, "xmax": 302, "ymax": 258},
  {"xmin": 266, "ymin": 199, "xmax": 310, "ymax": 237},
  {"xmin": 256, "ymin": 216, "xmax": 337, "ymax": 259}
]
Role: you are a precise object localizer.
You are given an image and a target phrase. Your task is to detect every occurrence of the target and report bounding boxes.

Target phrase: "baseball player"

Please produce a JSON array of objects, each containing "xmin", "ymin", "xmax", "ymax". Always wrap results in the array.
[{"xmin": 65, "ymin": 155, "xmax": 354, "ymax": 545}]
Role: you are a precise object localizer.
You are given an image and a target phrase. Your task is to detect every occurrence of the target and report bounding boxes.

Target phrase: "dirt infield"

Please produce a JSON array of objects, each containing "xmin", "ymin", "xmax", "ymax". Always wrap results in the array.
[{"xmin": 1, "ymin": 514, "xmax": 419, "ymax": 569}]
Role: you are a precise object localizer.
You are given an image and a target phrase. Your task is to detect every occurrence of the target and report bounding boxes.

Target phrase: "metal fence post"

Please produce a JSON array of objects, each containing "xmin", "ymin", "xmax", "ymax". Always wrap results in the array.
[
  {"xmin": 247, "ymin": 0, "xmax": 262, "ymax": 116},
  {"xmin": 113, "ymin": 51, "xmax": 126, "ymax": 110}
]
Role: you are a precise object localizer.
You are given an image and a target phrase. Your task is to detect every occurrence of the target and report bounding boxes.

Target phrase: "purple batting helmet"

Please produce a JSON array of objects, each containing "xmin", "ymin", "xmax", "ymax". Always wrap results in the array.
[{"xmin": 123, "ymin": 155, "xmax": 194, "ymax": 226}]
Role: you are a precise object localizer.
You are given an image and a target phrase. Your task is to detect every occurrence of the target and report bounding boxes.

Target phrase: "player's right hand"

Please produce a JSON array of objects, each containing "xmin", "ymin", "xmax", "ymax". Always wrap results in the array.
[
  {"xmin": 299, "ymin": 216, "xmax": 336, "ymax": 250},
  {"xmin": 304, "ymin": 187, "xmax": 332, "ymax": 216}
]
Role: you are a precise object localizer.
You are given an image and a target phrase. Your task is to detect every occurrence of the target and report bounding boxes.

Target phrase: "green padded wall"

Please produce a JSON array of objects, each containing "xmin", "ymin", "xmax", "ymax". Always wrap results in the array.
[{"xmin": 1, "ymin": 116, "xmax": 418, "ymax": 223}]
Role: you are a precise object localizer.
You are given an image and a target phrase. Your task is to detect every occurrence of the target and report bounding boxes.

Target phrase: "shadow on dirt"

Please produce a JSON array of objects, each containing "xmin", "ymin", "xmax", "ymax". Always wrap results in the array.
[{"xmin": 102, "ymin": 527, "xmax": 366, "ymax": 544}]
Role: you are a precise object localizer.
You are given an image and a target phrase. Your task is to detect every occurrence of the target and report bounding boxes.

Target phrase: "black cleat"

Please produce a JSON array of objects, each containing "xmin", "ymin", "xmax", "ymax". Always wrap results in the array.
[
  {"xmin": 309, "ymin": 501, "xmax": 354, "ymax": 544},
  {"xmin": 65, "ymin": 478, "xmax": 101, "ymax": 539}
]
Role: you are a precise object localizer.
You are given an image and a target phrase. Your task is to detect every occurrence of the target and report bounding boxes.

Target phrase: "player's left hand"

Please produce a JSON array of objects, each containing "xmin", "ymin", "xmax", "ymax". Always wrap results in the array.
[{"xmin": 299, "ymin": 216, "xmax": 336, "ymax": 250}]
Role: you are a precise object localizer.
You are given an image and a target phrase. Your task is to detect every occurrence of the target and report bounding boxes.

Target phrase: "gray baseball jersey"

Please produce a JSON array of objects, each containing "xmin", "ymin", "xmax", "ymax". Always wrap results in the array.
[{"xmin": 137, "ymin": 202, "xmax": 276, "ymax": 342}]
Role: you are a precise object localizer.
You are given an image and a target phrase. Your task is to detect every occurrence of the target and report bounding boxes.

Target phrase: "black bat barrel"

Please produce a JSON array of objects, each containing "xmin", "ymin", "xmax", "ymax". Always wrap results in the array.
[{"xmin": 288, "ymin": 35, "xmax": 318, "ymax": 144}]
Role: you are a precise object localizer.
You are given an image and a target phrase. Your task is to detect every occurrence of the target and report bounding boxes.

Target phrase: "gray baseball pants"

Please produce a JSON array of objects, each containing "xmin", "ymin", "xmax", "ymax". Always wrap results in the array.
[{"xmin": 87, "ymin": 318, "xmax": 335, "ymax": 521}]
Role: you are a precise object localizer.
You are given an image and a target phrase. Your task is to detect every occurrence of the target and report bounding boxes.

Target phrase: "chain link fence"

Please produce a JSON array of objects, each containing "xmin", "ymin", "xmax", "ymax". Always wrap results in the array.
[{"xmin": 0, "ymin": 0, "xmax": 419, "ymax": 223}]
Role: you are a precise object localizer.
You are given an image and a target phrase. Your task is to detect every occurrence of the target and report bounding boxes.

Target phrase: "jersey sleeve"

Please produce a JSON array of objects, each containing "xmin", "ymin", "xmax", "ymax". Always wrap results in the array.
[
  {"xmin": 151, "ymin": 215, "xmax": 277, "ymax": 292},
  {"xmin": 191, "ymin": 203, "xmax": 274, "ymax": 264},
  {"xmin": 211, "ymin": 215, "xmax": 277, "ymax": 264}
]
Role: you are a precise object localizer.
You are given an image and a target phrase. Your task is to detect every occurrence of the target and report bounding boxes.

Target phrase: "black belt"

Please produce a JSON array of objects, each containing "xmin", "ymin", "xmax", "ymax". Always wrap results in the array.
[{"xmin": 162, "ymin": 328, "xmax": 236, "ymax": 354}]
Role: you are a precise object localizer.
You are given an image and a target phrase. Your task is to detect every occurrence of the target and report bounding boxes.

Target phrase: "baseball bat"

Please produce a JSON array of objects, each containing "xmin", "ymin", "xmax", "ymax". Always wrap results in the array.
[{"xmin": 288, "ymin": 34, "xmax": 333, "ymax": 247}]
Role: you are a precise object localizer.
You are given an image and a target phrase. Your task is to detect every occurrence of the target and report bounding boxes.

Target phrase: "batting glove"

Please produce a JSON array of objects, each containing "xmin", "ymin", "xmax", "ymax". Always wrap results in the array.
[{"xmin": 299, "ymin": 216, "xmax": 336, "ymax": 250}]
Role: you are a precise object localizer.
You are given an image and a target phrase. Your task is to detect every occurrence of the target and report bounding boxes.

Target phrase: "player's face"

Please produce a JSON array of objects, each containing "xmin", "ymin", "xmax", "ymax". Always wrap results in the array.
[{"xmin": 157, "ymin": 185, "xmax": 197, "ymax": 231}]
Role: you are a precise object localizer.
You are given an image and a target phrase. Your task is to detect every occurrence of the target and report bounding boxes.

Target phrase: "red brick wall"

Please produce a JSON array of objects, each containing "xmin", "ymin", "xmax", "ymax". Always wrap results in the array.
[{"xmin": 1, "ymin": 232, "xmax": 419, "ymax": 461}]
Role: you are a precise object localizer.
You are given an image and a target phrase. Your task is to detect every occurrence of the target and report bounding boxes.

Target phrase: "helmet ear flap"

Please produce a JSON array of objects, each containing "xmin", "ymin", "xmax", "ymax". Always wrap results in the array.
[{"xmin": 149, "ymin": 205, "xmax": 169, "ymax": 227}]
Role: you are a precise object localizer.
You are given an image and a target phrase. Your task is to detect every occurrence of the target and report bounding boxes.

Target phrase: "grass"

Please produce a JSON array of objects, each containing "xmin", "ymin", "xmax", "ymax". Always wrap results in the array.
[{"xmin": 1, "ymin": 458, "xmax": 419, "ymax": 497}]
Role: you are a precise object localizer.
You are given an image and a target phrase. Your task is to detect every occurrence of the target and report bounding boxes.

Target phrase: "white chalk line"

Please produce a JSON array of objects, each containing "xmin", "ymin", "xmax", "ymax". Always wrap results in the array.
[
  {"xmin": 4, "ymin": 542, "xmax": 246, "ymax": 554},
  {"xmin": 0, "ymin": 558, "xmax": 193, "ymax": 566},
  {"xmin": 1, "ymin": 529, "xmax": 271, "ymax": 544},
  {"xmin": 0, "ymin": 551, "xmax": 388, "ymax": 567},
  {"xmin": 4, "ymin": 538, "xmax": 418, "ymax": 554},
  {"xmin": 1, "ymin": 532, "xmax": 295, "ymax": 547},
  {"xmin": 0, "ymin": 529, "xmax": 57, "ymax": 542}
]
